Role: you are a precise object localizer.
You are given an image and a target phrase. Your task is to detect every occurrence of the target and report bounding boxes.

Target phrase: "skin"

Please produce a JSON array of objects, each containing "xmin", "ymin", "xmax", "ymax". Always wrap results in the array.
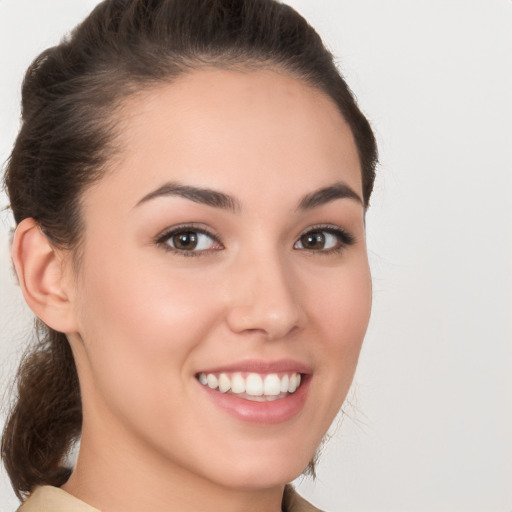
[{"xmin": 15, "ymin": 69, "xmax": 372, "ymax": 512}]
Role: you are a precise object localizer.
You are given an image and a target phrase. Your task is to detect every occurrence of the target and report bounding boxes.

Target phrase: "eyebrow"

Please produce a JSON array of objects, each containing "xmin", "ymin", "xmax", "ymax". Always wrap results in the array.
[
  {"xmin": 297, "ymin": 182, "xmax": 363, "ymax": 210},
  {"xmin": 135, "ymin": 180, "xmax": 362, "ymax": 212},
  {"xmin": 135, "ymin": 182, "xmax": 241, "ymax": 212}
]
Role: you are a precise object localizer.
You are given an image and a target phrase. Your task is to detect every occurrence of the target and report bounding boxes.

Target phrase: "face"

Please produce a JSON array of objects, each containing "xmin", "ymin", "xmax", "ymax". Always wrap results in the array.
[{"xmin": 66, "ymin": 69, "xmax": 371, "ymax": 491}]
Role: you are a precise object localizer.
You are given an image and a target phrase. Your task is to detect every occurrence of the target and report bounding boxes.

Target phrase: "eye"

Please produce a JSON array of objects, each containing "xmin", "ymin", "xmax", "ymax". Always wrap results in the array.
[
  {"xmin": 294, "ymin": 226, "xmax": 354, "ymax": 253},
  {"xmin": 156, "ymin": 226, "xmax": 222, "ymax": 255}
]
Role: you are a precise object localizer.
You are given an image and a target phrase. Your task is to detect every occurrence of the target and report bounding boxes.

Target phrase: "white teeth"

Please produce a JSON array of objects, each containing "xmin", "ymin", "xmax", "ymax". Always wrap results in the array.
[
  {"xmin": 197, "ymin": 371, "xmax": 302, "ymax": 397},
  {"xmin": 231, "ymin": 373, "xmax": 245, "ymax": 394},
  {"xmin": 245, "ymin": 374, "xmax": 263, "ymax": 396},
  {"xmin": 280, "ymin": 374, "xmax": 289, "ymax": 393},
  {"xmin": 288, "ymin": 373, "xmax": 299, "ymax": 393},
  {"xmin": 206, "ymin": 374, "xmax": 218, "ymax": 389},
  {"xmin": 263, "ymin": 374, "xmax": 281, "ymax": 396},
  {"xmin": 218, "ymin": 373, "xmax": 231, "ymax": 393}
]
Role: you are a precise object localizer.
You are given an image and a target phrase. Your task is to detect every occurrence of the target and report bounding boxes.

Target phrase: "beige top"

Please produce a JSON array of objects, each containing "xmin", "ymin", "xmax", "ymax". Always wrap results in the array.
[{"xmin": 18, "ymin": 484, "xmax": 323, "ymax": 512}]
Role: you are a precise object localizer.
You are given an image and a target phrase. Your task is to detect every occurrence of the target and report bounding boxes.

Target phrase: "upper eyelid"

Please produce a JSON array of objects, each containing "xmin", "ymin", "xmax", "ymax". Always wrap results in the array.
[
  {"xmin": 297, "ymin": 223, "xmax": 355, "ymax": 238},
  {"xmin": 155, "ymin": 223, "xmax": 220, "ymax": 242}
]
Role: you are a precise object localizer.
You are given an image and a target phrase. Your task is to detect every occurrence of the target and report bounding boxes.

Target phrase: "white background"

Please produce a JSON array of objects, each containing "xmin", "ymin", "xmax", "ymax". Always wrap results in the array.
[{"xmin": 0, "ymin": 1, "xmax": 511, "ymax": 511}]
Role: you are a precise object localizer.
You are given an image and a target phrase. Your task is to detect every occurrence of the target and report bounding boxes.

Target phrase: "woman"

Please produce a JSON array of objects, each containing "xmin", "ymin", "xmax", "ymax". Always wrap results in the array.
[{"xmin": 1, "ymin": 0, "xmax": 377, "ymax": 510}]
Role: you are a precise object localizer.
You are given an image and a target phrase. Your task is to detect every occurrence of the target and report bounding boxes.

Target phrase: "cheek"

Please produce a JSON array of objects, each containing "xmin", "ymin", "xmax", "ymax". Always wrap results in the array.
[
  {"xmin": 79, "ymin": 251, "xmax": 217, "ymax": 343},
  {"xmin": 313, "ymin": 260, "xmax": 371, "ymax": 338},
  {"xmin": 73, "ymin": 251, "xmax": 223, "ymax": 399},
  {"xmin": 72, "ymin": 256, "xmax": 227, "ymax": 443},
  {"xmin": 308, "ymin": 259, "xmax": 372, "ymax": 384}
]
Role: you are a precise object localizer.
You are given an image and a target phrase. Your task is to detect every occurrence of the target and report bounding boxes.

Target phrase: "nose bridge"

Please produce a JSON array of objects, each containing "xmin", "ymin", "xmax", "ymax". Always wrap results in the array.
[{"xmin": 225, "ymin": 245, "xmax": 305, "ymax": 339}]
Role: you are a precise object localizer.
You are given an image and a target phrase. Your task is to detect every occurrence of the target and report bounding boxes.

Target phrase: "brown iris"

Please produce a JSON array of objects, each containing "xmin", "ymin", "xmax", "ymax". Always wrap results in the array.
[
  {"xmin": 172, "ymin": 231, "xmax": 198, "ymax": 250},
  {"xmin": 299, "ymin": 231, "xmax": 326, "ymax": 250}
]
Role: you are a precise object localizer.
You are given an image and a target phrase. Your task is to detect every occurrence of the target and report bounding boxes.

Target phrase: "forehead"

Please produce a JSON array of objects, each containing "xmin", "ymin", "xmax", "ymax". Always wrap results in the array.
[{"xmin": 91, "ymin": 68, "xmax": 362, "ymax": 211}]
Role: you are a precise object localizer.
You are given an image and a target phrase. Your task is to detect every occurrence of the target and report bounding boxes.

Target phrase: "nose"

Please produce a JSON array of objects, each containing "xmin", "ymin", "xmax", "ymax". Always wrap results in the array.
[{"xmin": 224, "ymin": 252, "xmax": 307, "ymax": 340}]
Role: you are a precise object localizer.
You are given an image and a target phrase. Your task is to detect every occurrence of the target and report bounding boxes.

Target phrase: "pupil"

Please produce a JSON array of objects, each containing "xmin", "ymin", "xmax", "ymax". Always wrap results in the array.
[
  {"xmin": 174, "ymin": 232, "xmax": 197, "ymax": 250},
  {"xmin": 302, "ymin": 232, "xmax": 325, "ymax": 249}
]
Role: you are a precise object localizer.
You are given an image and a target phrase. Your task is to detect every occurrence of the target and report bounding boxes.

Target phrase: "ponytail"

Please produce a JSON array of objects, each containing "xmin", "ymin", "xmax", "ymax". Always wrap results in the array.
[{"xmin": 1, "ymin": 322, "xmax": 81, "ymax": 500}]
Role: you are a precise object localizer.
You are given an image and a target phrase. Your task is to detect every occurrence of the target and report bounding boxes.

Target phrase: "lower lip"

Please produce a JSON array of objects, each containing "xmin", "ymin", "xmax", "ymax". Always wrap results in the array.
[{"xmin": 198, "ymin": 376, "xmax": 310, "ymax": 425}]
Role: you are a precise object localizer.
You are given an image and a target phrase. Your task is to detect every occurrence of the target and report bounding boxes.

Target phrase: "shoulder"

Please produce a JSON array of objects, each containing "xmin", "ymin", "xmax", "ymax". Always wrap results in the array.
[
  {"xmin": 283, "ymin": 485, "xmax": 325, "ymax": 512},
  {"xmin": 17, "ymin": 486, "xmax": 101, "ymax": 512}
]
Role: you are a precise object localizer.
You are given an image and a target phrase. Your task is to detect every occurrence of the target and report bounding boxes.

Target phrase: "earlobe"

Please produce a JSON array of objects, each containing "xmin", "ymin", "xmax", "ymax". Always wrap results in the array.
[{"xmin": 11, "ymin": 218, "xmax": 78, "ymax": 334}]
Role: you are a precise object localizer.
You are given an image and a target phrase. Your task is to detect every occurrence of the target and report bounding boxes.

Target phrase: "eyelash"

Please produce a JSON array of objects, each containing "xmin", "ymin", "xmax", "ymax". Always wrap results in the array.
[
  {"xmin": 155, "ymin": 223, "xmax": 355, "ymax": 257},
  {"xmin": 294, "ymin": 224, "xmax": 355, "ymax": 255},
  {"xmin": 156, "ymin": 224, "xmax": 223, "ymax": 257}
]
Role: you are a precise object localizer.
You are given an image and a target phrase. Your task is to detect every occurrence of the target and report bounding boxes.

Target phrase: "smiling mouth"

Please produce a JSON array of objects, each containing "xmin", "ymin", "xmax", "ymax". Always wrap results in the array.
[{"xmin": 196, "ymin": 372, "xmax": 302, "ymax": 402}]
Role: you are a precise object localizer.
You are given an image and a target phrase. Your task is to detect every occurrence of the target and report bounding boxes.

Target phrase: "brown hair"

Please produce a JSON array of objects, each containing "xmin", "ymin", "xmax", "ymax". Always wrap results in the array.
[{"xmin": 2, "ymin": 0, "xmax": 378, "ymax": 500}]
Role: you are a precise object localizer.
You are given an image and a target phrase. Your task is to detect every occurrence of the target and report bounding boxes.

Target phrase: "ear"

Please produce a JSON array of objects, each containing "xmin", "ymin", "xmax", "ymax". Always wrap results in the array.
[{"xmin": 11, "ymin": 218, "xmax": 78, "ymax": 334}]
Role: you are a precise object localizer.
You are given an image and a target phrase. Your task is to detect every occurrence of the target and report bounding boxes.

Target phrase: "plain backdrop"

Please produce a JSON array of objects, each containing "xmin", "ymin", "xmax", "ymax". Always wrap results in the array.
[{"xmin": 0, "ymin": 1, "xmax": 511, "ymax": 511}]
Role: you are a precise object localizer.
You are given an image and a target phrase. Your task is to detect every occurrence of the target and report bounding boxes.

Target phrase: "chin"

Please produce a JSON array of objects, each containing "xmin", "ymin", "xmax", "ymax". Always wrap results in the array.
[{"xmin": 204, "ymin": 444, "xmax": 316, "ymax": 490}]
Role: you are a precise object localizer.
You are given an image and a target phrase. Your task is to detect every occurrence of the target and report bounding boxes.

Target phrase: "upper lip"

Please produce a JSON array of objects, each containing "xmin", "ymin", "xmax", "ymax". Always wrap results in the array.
[{"xmin": 197, "ymin": 359, "xmax": 312, "ymax": 375}]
